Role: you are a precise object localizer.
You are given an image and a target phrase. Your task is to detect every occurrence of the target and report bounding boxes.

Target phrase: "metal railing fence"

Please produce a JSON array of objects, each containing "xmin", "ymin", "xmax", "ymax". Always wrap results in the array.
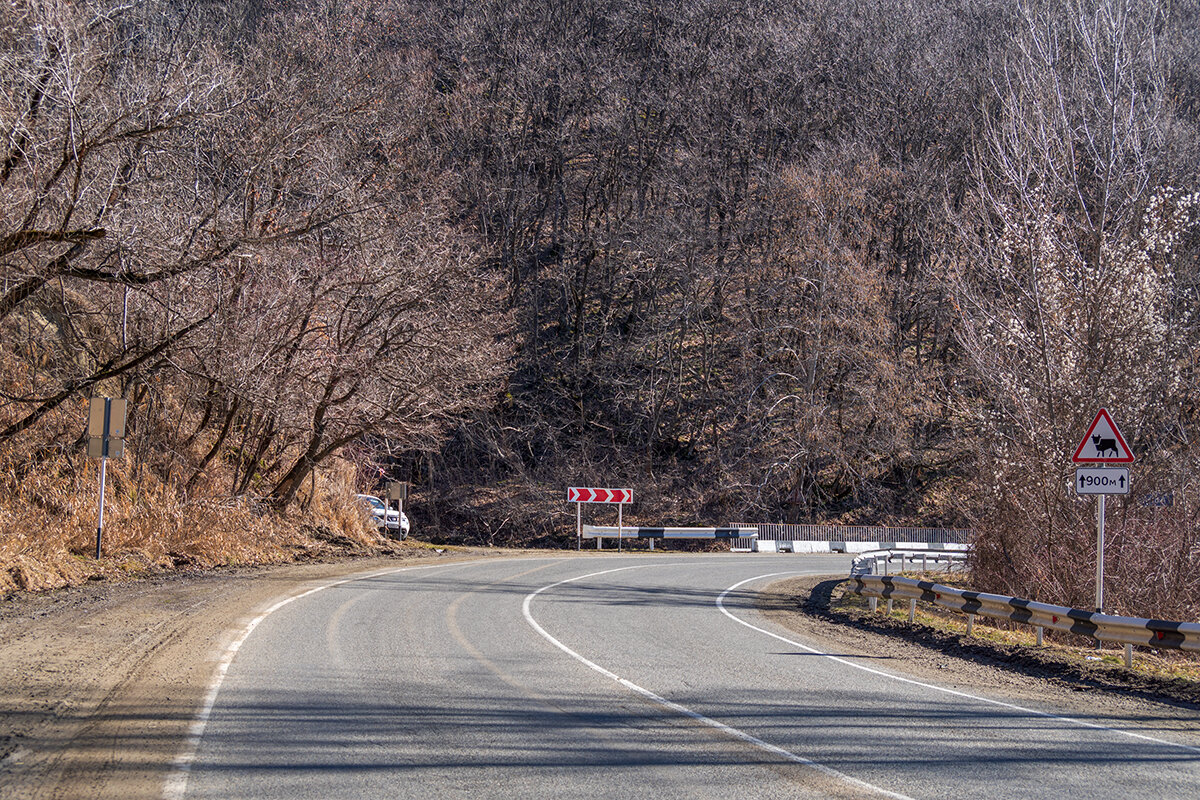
[
  {"xmin": 850, "ymin": 549, "xmax": 969, "ymax": 576},
  {"xmin": 738, "ymin": 523, "xmax": 972, "ymax": 544}
]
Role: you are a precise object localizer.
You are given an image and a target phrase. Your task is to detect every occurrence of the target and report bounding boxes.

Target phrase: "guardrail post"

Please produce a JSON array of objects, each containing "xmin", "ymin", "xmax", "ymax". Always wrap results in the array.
[
  {"xmin": 908, "ymin": 598, "xmax": 916, "ymax": 623},
  {"xmin": 869, "ymin": 597, "xmax": 878, "ymax": 612},
  {"xmin": 922, "ymin": 554, "xmax": 928, "ymax": 572},
  {"xmin": 966, "ymin": 613, "xmax": 974, "ymax": 636},
  {"xmin": 597, "ymin": 536, "xmax": 602, "ymax": 550},
  {"xmin": 1036, "ymin": 626, "xmax": 1043, "ymax": 647},
  {"xmin": 886, "ymin": 598, "xmax": 893, "ymax": 614},
  {"xmin": 1124, "ymin": 643, "xmax": 1132, "ymax": 669}
]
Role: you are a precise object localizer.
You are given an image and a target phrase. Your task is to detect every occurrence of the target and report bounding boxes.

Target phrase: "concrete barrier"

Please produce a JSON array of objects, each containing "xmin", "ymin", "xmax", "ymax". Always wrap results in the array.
[{"xmin": 780, "ymin": 541, "xmax": 832, "ymax": 553}]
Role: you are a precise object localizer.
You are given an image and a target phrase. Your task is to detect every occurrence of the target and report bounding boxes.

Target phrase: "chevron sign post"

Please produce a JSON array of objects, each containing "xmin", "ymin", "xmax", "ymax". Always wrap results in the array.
[{"xmin": 568, "ymin": 487, "xmax": 633, "ymax": 551}]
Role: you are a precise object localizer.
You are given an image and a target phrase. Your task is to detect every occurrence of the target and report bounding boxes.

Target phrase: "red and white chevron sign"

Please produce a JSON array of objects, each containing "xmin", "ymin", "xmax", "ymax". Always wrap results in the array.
[{"xmin": 567, "ymin": 487, "xmax": 633, "ymax": 504}]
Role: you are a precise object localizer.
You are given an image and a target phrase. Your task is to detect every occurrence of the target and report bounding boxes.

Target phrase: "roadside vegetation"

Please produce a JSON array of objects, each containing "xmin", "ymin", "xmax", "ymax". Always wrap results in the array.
[{"xmin": 2, "ymin": 1, "xmax": 1199, "ymax": 621}]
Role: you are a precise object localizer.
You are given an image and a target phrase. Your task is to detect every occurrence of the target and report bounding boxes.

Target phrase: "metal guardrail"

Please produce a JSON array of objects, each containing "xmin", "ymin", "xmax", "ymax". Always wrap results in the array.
[
  {"xmin": 581, "ymin": 525, "xmax": 757, "ymax": 550},
  {"xmin": 850, "ymin": 549, "xmax": 968, "ymax": 576},
  {"xmin": 581, "ymin": 525, "xmax": 757, "ymax": 539},
  {"xmin": 849, "ymin": 575, "xmax": 1200, "ymax": 659}
]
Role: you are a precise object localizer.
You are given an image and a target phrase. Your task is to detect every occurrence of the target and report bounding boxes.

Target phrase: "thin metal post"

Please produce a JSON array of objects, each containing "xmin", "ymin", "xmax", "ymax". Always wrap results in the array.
[
  {"xmin": 576, "ymin": 502, "xmax": 582, "ymax": 551},
  {"xmin": 618, "ymin": 503, "xmax": 623, "ymax": 552},
  {"xmin": 1036, "ymin": 626, "xmax": 1044, "ymax": 647},
  {"xmin": 966, "ymin": 613, "xmax": 975, "ymax": 636},
  {"xmin": 908, "ymin": 598, "xmax": 916, "ymax": 623},
  {"xmin": 922, "ymin": 553, "xmax": 928, "ymax": 572},
  {"xmin": 95, "ymin": 457, "xmax": 107, "ymax": 559},
  {"xmin": 1124, "ymin": 643, "xmax": 1132, "ymax": 668},
  {"xmin": 1096, "ymin": 494, "xmax": 1106, "ymax": 614}
]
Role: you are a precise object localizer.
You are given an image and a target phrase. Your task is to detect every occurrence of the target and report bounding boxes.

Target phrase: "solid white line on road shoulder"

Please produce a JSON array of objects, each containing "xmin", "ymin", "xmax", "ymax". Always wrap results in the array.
[
  {"xmin": 717, "ymin": 572, "xmax": 1200, "ymax": 756},
  {"xmin": 162, "ymin": 559, "xmax": 492, "ymax": 800},
  {"xmin": 522, "ymin": 565, "xmax": 917, "ymax": 800}
]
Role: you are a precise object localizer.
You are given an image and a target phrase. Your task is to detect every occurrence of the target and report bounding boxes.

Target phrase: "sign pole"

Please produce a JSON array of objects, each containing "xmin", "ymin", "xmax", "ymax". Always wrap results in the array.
[
  {"xmin": 618, "ymin": 502, "xmax": 623, "ymax": 553},
  {"xmin": 95, "ymin": 456, "xmax": 107, "ymax": 559},
  {"xmin": 86, "ymin": 397, "xmax": 127, "ymax": 560},
  {"xmin": 1095, "ymin": 493, "xmax": 1106, "ymax": 614},
  {"xmin": 566, "ymin": 487, "xmax": 632, "ymax": 552},
  {"xmin": 1072, "ymin": 407, "xmax": 1133, "ymax": 640},
  {"xmin": 386, "ymin": 482, "xmax": 408, "ymax": 537}
]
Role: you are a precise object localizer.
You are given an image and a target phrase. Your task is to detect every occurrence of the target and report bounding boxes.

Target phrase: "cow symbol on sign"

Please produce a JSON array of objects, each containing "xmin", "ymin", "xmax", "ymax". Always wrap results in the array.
[{"xmin": 1091, "ymin": 435, "xmax": 1119, "ymax": 459}]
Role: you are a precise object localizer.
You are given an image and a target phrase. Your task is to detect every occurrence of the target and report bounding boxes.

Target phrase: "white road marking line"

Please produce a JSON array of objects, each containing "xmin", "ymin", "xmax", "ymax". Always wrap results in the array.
[
  {"xmin": 718, "ymin": 572, "xmax": 1200, "ymax": 756},
  {"xmin": 162, "ymin": 559, "xmax": 491, "ymax": 800},
  {"xmin": 522, "ymin": 565, "xmax": 917, "ymax": 800}
]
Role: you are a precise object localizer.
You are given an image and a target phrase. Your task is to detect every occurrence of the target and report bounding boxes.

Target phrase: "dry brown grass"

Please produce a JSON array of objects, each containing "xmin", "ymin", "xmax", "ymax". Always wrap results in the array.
[{"xmin": 0, "ymin": 451, "xmax": 388, "ymax": 594}]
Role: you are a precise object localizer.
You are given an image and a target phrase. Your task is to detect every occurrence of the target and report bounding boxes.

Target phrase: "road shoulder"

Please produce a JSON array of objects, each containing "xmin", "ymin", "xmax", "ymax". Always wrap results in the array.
[{"xmin": 0, "ymin": 550, "xmax": 495, "ymax": 800}]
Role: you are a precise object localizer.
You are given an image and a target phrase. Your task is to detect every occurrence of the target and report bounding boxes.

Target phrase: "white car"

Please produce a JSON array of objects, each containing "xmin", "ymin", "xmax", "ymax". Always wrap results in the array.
[{"xmin": 355, "ymin": 494, "xmax": 402, "ymax": 537}]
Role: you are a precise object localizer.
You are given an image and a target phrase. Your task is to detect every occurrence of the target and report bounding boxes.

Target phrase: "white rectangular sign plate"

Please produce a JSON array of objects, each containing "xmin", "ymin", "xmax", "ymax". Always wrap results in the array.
[{"xmin": 1075, "ymin": 467, "xmax": 1130, "ymax": 495}]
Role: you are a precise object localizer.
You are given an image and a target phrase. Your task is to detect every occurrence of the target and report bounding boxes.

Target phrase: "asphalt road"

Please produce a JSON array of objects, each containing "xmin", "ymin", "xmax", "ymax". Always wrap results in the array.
[{"xmin": 173, "ymin": 555, "xmax": 1200, "ymax": 799}]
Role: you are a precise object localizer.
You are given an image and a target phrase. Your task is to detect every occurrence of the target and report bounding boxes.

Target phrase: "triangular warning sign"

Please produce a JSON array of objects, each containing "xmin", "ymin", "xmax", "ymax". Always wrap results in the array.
[{"xmin": 1073, "ymin": 408, "xmax": 1134, "ymax": 463}]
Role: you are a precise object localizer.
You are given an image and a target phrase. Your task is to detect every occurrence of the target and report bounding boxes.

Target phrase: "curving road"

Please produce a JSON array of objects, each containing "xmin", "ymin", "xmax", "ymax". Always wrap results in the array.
[{"xmin": 171, "ymin": 555, "xmax": 1200, "ymax": 799}]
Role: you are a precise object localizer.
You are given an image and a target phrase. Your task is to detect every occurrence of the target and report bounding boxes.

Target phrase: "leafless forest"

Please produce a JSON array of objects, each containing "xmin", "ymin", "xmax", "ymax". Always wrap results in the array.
[{"xmin": 3, "ymin": 0, "xmax": 1199, "ymax": 616}]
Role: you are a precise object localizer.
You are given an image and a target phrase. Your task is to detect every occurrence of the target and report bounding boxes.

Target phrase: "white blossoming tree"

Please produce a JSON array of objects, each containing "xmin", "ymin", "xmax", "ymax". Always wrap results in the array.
[{"xmin": 952, "ymin": 0, "xmax": 1200, "ymax": 614}]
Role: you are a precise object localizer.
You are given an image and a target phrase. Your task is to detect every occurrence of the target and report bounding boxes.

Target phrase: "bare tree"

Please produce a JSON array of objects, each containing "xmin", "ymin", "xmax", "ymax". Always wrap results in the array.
[
  {"xmin": 0, "ymin": 1, "xmax": 350, "ymax": 446},
  {"xmin": 0, "ymin": 0, "xmax": 512, "ymax": 522}
]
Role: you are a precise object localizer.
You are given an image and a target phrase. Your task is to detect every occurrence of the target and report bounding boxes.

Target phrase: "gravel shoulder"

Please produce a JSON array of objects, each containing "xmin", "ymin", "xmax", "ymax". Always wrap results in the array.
[
  {"xmin": 0, "ymin": 548, "xmax": 508, "ymax": 800},
  {"xmin": 756, "ymin": 575, "xmax": 1200, "ymax": 736}
]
